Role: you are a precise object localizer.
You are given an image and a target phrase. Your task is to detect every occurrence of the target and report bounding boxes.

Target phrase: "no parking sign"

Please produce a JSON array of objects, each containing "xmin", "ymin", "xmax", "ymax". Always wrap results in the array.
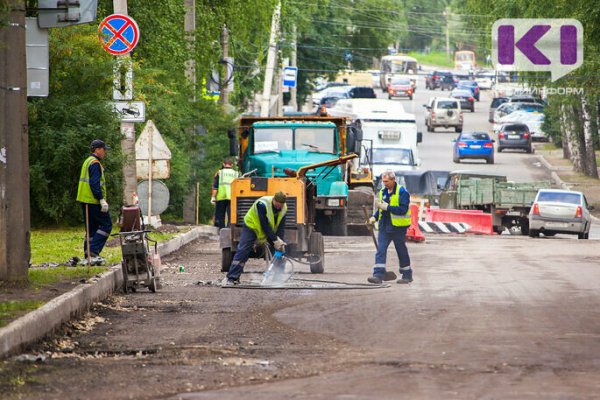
[{"xmin": 98, "ymin": 14, "xmax": 140, "ymax": 56}]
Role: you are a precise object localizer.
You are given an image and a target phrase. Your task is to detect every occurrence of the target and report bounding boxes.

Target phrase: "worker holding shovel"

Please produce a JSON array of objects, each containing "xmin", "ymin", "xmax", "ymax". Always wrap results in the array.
[{"xmin": 76, "ymin": 139, "xmax": 112, "ymax": 266}]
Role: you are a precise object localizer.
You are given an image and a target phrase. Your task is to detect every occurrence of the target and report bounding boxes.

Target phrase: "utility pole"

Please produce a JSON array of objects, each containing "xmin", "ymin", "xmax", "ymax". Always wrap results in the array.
[
  {"xmin": 113, "ymin": 0, "xmax": 137, "ymax": 205},
  {"xmin": 289, "ymin": 25, "xmax": 298, "ymax": 112},
  {"xmin": 260, "ymin": 1, "xmax": 281, "ymax": 117},
  {"xmin": 184, "ymin": 0, "xmax": 196, "ymax": 97},
  {"xmin": 444, "ymin": 7, "xmax": 451, "ymax": 61},
  {"xmin": 220, "ymin": 24, "xmax": 229, "ymax": 107},
  {"xmin": 0, "ymin": 0, "xmax": 30, "ymax": 281}
]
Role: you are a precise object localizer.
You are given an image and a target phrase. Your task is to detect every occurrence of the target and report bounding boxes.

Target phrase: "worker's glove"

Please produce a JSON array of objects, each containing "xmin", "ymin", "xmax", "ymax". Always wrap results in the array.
[
  {"xmin": 375, "ymin": 199, "xmax": 389, "ymax": 211},
  {"xmin": 273, "ymin": 237, "xmax": 286, "ymax": 251},
  {"xmin": 366, "ymin": 216, "xmax": 376, "ymax": 226},
  {"xmin": 211, "ymin": 196, "xmax": 216, "ymax": 205},
  {"xmin": 99, "ymin": 199, "xmax": 109, "ymax": 213}
]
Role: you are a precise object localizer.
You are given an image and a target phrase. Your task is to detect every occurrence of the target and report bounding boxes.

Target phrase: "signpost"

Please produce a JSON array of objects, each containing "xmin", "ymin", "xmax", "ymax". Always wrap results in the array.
[
  {"xmin": 98, "ymin": 14, "xmax": 140, "ymax": 56},
  {"xmin": 113, "ymin": 100, "xmax": 145, "ymax": 122},
  {"xmin": 282, "ymin": 66, "xmax": 298, "ymax": 88}
]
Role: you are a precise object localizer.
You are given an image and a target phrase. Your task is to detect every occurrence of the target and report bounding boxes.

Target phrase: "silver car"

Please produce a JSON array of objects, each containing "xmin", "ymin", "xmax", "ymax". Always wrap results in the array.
[{"xmin": 528, "ymin": 189, "xmax": 593, "ymax": 239}]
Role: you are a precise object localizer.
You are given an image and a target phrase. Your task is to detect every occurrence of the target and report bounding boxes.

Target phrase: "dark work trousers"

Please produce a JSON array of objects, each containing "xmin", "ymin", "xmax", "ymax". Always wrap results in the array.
[
  {"xmin": 226, "ymin": 225, "xmax": 258, "ymax": 280},
  {"xmin": 81, "ymin": 203, "xmax": 113, "ymax": 257},
  {"xmin": 373, "ymin": 226, "xmax": 410, "ymax": 278},
  {"xmin": 214, "ymin": 199, "xmax": 231, "ymax": 229}
]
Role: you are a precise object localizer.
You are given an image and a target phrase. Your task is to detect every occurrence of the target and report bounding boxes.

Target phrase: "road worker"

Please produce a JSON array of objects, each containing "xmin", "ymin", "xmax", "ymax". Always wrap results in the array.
[
  {"xmin": 76, "ymin": 139, "xmax": 112, "ymax": 265},
  {"xmin": 223, "ymin": 192, "xmax": 287, "ymax": 285},
  {"xmin": 211, "ymin": 158, "xmax": 239, "ymax": 229},
  {"xmin": 367, "ymin": 169, "xmax": 413, "ymax": 284}
]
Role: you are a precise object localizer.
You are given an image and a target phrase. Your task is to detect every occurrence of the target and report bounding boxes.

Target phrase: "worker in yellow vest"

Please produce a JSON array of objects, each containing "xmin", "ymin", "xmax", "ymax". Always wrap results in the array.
[
  {"xmin": 366, "ymin": 170, "xmax": 413, "ymax": 284},
  {"xmin": 223, "ymin": 192, "xmax": 287, "ymax": 285},
  {"xmin": 211, "ymin": 158, "xmax": 239, "ymax": 229},
  {"xmin": 76, "ymin": 139, "xmax": 112, "ymax": 265}
]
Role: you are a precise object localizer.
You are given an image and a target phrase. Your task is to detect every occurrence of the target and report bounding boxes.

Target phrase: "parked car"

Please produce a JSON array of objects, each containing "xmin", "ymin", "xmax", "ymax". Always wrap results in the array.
[
  {"xmin": 425, "ymin": 70, "xmax": 453, "ymax": 90},
  {"xmin": 497, "ymin": 123, "xmax": 533, "ymax": 153},
  {"xmin": 493, "ymin": 102, "xmax": 545, "ymax": 122},
  {"xmin": 311, "ymin": 84, "xmax": 350, "ymax": 105},
  {"xmin": 493, "ymin": 110, "xmax": 545, "ymax": 136},
  {"xmin": 529, "ymin": 189, "xmax": 593, "ymax": 239},
  {"xmin": 452, "ymin": 131, "xmax": 495, "ymax": 164},
  {"xmin": 319, "ymin": 95, "xmax": 344, "ymax": 108},
  {"xmin": 450, "ymin": 88, "xmax": 475, "ymax": 112},
  {"xmin": 456, "ymin": 80, "xmax": 480, "ymax": 101},
  {"xmin": 489, "ymin": 96, "xmax": 509, "ymax": 122},
  {"xmin": 508, "ymin": 95, "xmax": 545, "ymax": 105},
  {"xmin": 424, "ymin": 97, "xmax": 463, "ymax": 132},
  {"xmin": 388, "ymin": 77, "xmax": 414, "ymax": 100}
]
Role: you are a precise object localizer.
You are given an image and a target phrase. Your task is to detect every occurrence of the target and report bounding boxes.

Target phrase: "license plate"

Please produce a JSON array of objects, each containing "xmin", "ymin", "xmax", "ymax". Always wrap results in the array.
[
  {"xmin": 508, "ymin": 134, "xmax": 520, "ymax": 139},
  {"xmin": 470, "ymin": 145, "xmax": 481, "ymax": 149},
  {"xmin": 546, "ymin": 222, "xmax": 568, "ymax": 228}
]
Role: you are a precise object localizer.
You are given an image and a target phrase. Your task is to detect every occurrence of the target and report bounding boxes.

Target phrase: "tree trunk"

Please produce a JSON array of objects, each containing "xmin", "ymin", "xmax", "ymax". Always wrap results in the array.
[
  {"xmin": 559, "ymin": 103, "xmax": 571, "ymax": 160},
  {"xmin": 563, "ymin": 101, "xmax": 583, "ymax": 173},
  {"xmin": 581, "ymin": 96, "xmax": 598, "ymax": 178}
]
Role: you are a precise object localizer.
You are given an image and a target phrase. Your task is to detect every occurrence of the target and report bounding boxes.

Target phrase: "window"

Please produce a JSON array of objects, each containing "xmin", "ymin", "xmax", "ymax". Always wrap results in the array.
[
  {"xmin": 537, "ymin": 192, "xmax": 582, "ymax": 204},
  {"xmin": 253, "ymin": 128, "xmax": 293, "ymax": 153},
  {"xmin": 461, "ymin": 132, "xmax": 490, "ymax": 140},
  {"xmin": 295, "ymin": 127, "xmax": 336, "ymax": 154},
  {"xmin": 437, "ymin": 101, "xmax": 458, "ymax": 109},
  {"xmin": 371, "ymin": 148, "xmax": 413, "ymax": 165}
]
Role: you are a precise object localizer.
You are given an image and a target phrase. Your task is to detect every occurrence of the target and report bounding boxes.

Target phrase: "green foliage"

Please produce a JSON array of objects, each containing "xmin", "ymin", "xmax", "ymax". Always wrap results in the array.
[
  {"xmin": 28, "ymin": 266, "xmax": 106, "ymax": 287},
  {"xmin": 28, "ymin": 24, "xmax": 123, "ymax": 226},
  {"xmin": 0, "ymin": 300, "xmax": 44, "ymax": 328}
]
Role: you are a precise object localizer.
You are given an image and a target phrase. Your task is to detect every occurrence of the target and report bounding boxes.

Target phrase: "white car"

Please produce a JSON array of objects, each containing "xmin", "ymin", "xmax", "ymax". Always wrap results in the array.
[
  {"xmin": 493, "ymin": 111, "xmax": 546, "ymax": 140},
  {"xmin": 475, "ymin": 73, "xmax": 495, "ymax": 90},
  {"xmin": 528, "ymin": 189, "xmax": 593, "ymax": 239},
  {"xmin": 493, "ymin": 102, "xmax": 545, "ymax": 123}
]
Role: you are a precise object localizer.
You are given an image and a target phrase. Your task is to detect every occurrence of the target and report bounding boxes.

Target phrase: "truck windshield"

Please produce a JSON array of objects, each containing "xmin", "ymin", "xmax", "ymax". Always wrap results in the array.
[
  {"xmin": 371, "ymin": 148, "xmax": 413, "ymax": 165},
  {"xmin": 296, "ymin": 127, "xmax": 335, "ymax": 154},
  {"xmin": 253, "ymin": 128, "xmax": 293, "ymax": 153},
  {"xmin": 253, "ymin": 127, "xmax": 335, "ymax": 154}
]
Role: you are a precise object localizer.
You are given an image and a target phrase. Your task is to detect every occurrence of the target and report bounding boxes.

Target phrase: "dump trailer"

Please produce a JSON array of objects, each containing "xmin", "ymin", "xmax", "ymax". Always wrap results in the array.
[
  {"xmin": 219, "ymin": 154, "xmax": 357, "ymax": 274},
  {"xmin": 439, "ymin": 171, "xmax": 551, "ymax": 234},
  {"xmin": 236, "ymin": 116, "xmax": 372, "ymax": 236}
]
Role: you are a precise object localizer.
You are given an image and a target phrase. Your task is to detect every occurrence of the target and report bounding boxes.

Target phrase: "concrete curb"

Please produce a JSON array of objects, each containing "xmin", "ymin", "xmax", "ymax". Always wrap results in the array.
[
  {"xmin": 536, "ymin": 154, "xmax": 570, "ymax": 190},
  {"xmin": 0, "ymin": 225, "xmax": 218, "ymax": 359}
]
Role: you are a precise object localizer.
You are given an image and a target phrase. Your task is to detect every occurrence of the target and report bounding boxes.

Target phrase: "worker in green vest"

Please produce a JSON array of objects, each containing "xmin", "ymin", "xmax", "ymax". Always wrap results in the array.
[
  {"xmin": 76, "ymin": 139, "xmax": 112, "ymax": 265},
  {"xmin": 366, "ymin": 170, "xmax": 413, "ymax": 284},
  {"xmin": 223, "ymin": 192, "xmax": 287, "ymax": 285},
  {"xmin": 211, "ymin": 158, "xmax": 239, "ymax": 229}
]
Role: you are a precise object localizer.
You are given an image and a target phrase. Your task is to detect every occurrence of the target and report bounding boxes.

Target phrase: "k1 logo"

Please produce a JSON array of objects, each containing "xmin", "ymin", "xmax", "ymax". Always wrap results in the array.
[{"xmin": 492, "ymin": 19, "xmax": 583, "ymax": 81}]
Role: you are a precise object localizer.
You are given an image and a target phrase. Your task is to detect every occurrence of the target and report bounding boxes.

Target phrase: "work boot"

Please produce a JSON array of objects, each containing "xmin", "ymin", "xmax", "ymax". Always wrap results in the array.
[
  {"xmin": 367, "ymin": 275, "xmax": 383, "ymax": 284},
  {"xmin": 397, "ymin": 268, "xmax": 413, "ymax": 284},
  {"xmin": 383, "ymin": 271, "xmax": 397, "ymax": 281},
  {"xmin": 221, "ymin": 277, "xmax": 240, "ymax": 286}
]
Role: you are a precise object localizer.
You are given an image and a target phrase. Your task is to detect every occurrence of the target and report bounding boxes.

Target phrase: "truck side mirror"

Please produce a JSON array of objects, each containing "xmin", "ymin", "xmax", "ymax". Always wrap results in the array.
[
  {"xmin": 417, "ymin": 132, "xmax": 423, "ymax": 143},
  {"xmin": 227, "ymin": 128, "xmax": 238, "ymax": 156}
]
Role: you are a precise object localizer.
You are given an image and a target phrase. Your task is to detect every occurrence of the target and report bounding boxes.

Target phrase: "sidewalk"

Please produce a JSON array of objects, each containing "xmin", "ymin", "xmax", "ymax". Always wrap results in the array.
[{"xmin": 0, "ymin": 225, "xmax": 218, "ymax": 358}]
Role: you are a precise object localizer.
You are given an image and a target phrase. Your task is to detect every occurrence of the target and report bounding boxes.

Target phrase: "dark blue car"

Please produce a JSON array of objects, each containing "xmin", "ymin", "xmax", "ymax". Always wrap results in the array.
[
  {"xmin": 452, "ymin": 131, "xmax": 495, "ymax": 164},
  {"xmin": 457, "ymin": 80, "xmax": 480, "ymax": 101}
]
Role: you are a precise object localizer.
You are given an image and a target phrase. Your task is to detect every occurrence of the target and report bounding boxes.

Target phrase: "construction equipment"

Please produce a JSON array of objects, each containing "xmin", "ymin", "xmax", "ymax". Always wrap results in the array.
[
  {"xmin": 233, "ymin": 116, "xmax": 373, "ymax": 236},
  {"xmin": 219, "ymin": 154, "xmax": 357, "ymax": 275},
  {"xmin": 118, "ymin": 205, "xmax": 159, "ymax": 293}
]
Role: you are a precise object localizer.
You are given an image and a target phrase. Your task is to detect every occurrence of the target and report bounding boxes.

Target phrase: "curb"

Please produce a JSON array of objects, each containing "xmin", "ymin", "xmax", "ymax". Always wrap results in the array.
[
  {"xmin": 536, "ymin": 154, "xmax": 570, "ymax": 190},
  {"xmin": 0, "ymin": 225, "xmax": 218, "ymax": 359}
]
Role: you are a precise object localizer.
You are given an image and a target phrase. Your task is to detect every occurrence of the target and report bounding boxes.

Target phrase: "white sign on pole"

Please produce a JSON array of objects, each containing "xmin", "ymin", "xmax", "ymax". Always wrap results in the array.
[
  {"xmin": 136, "ymin": 120, "xmax": 172, "ymax": 180},
  {"xmin": 282, "ymin": 66, "xmax": 298, "ymax": 88},
  {"xmin": 113, "ymin": 101, "xmax": 146, "ymax": 122}
]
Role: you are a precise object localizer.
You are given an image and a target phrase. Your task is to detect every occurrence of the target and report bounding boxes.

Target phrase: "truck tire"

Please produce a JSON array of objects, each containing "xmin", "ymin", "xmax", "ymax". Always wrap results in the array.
[
  {"xmin": 221, "ymin": 248, "xmax": 233, "ymax": 272},
  {"xmin": 331, "ymin": 210, "xmax": 348, "ymax": 236},
  {"xmin": 529, "ymin": 229, "xmax": 540, "ymax": 238},
  {"xmin": 309, "ymin": 232, "xmax": 325, "ymax": 273}
]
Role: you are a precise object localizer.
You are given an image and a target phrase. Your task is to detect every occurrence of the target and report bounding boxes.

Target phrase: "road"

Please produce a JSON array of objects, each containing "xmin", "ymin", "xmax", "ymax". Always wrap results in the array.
[{"xmin": 3, "ymin": 79, "xmax": 600, "ymax": 399}]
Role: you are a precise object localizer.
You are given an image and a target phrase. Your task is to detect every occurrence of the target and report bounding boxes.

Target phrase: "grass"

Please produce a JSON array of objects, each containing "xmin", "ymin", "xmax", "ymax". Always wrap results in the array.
[
  {"xmin": 28, "ymin": 266, "xmax": 106, "ymax": 287},
  {"xmin": 407, "ymin": 51, "xmax": 454, "ymax": 68},
  {"xmin": 30, "ymin": 226, "xmax": 185, "ymax": 265},
  {"xmin": 0, "ymin": 300, "xmax": 44, "ymax": 327}
]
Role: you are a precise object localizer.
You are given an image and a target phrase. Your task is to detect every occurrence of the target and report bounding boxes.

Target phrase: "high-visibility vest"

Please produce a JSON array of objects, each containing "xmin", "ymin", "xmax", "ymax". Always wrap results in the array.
[
  {"xmin": 216, "ymin": 168, "xmax": 238, "ymax": 201},
  {"xmin": 244, "ymin": 196, "xmax": 287, "ymax": 242},
  {"xmin": 76, "ymin": 155, "xmax": 106, "ymax": 204},
  {"xmin": 377, "ymin": 184, "xmax": 411, "ymax": 227}
]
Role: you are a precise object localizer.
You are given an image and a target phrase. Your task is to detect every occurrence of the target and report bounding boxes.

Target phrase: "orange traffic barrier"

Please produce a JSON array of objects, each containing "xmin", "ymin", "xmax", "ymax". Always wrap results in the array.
[
  {"xmin": 425, "ymin": 209, "xmax": 493, "ymax": 235},
  {"xmin": 406, "ymin": 204, "xmax": 425, "ymax": 242}
]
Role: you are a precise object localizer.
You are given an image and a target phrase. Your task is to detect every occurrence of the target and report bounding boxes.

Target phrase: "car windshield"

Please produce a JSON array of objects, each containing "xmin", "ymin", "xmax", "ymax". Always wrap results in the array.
[
  {"xmin": 391, "ymin": 78, "xmax": 411, "ymax": 85},
  {"xmin": 452, "ymin": 90, "xmax": 471, "ymax": 97},
  {"xmin": 460, "ymin": 132, "xmax": 490, "ymax": 140},
  {"xmin": 437, "ymin": 101, "xmax": 459, "ymax": 109},
  {"xmin": 491, "ymin": 98, "xmax": 508, "ymax": 108},
  {"xmin": 458, "ymin": 81, "xmax": 475, "ymax": 86},
  {"xmin": 253, "ymin": 127, "xmax": 336, "ymax": 154},
  {"xmin": 371, "ymin": 148, "xmax": 413, "ymax": 165},
  {"xmin": 537, "ymin": 192, "xmax": 581, "ymax": 204},
  {"xmin": 502, "ymin": 125, "xmax": 528, "ymax": 133}
]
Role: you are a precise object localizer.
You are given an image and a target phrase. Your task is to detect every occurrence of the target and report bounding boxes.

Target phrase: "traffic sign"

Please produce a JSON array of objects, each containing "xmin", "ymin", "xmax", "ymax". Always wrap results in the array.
[
  {"xmin": 283, "ymin": 66, "xmax": 298, "ymax": 88},
  {"xmin": 98, "ymin": 14, "xmax": 140, "ymax": 56},
  {"xmin": 344, "ymin": 51, "xmax": 353, "ymax": 61},
  {"xmin": 113, "ymin": 101, "xmax": 145, "ymax": 122}
]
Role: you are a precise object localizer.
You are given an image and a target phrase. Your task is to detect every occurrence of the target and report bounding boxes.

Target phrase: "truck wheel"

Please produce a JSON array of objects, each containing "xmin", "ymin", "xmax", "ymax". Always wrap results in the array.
[
  {"xmin": 221, "ymin": 248, "xmax": 233, "ymax": 272},
  {"xmin": 520, "ymin": 219, "xmax": 530, "ymax": 236},
  {"xmin": 309, "ymin": 232, "xmax": 325, "ymax": 274},
  {"xmin": 493, "ymin": 226, "xmax": 504, "ymax": 234},
  {"xmin": 529, "ymin": 229, "xmax": 540, "ymax": 238},
  {"xmin": 331, "ymin": 210, "xmax": 348, "ymax": 236}
]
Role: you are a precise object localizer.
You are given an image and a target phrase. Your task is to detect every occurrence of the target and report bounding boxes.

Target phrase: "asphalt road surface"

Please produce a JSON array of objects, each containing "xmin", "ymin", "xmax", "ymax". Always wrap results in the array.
[{"xmin": 3, "ymin": 79, "xmax": 600, "ymax": 399}]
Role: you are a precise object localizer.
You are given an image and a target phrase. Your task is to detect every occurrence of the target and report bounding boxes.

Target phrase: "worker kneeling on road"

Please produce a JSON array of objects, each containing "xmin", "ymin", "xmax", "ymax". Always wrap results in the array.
[
  {"xmin": 367, "ymin": 170, "xmax": 413, "ymax": 284},
  {"xmin": 223, "ymin": 192, "xmax": 288, "ymax": 285}
]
